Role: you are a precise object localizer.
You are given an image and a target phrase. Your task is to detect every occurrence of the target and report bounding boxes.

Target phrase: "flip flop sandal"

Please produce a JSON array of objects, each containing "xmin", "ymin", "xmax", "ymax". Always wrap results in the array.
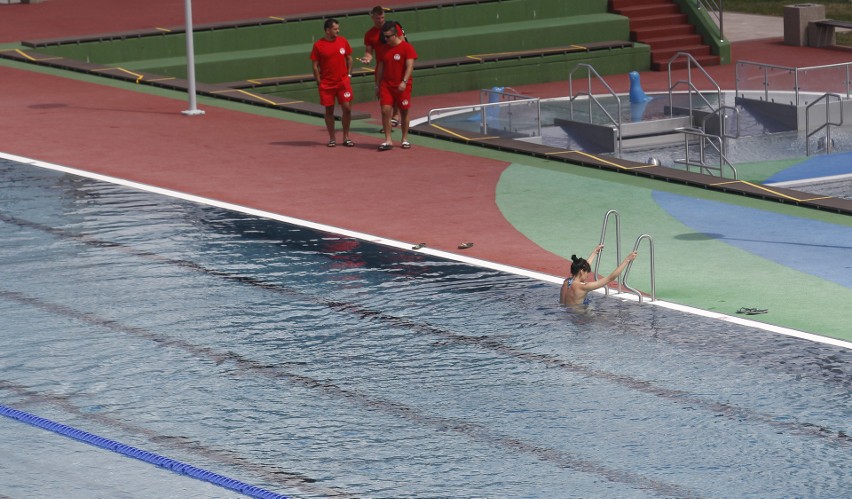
[
  {"xmin": 458, "ymin": 242, "xmax": 474, "ymax": 249},
  {"xmin": 737, "ymin": 307, "xmax": 768, "ymax": 315},
  {"xmin": 327, "ymin": 140, "xmax": 336, "ymax": 148},
  {"xmin": 412, "ymin": 242, "xmax": 426, "ymax": 250},
  {"xmin": 401, "ymin": 141, "xmax": 411, "ymax": 149},
  {"xmin": 343, "ymin": 139, "xmax": 355, "ymax": 147},
  {"xmin": 378, "ymin": 143, "xmax": 393, "ymax": 151}
]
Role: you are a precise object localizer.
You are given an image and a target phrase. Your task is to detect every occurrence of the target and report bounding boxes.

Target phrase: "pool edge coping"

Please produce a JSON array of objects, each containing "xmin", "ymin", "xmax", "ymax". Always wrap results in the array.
[{"xmin": 3, "ymin": 150, "xmax": 850, "ymax": 352}]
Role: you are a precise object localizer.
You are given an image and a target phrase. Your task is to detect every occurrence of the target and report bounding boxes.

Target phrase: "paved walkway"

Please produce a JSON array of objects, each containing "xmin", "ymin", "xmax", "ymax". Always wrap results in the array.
[{"xmin": 0, "ymin": 2, "xmax": 850, "ymax": 344}]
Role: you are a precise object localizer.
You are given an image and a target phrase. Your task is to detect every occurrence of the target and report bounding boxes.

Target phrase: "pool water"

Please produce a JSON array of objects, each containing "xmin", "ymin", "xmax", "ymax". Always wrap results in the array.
[{"xmin": 1, "ymin": 158, "xmax": 850, "ymax": 498}]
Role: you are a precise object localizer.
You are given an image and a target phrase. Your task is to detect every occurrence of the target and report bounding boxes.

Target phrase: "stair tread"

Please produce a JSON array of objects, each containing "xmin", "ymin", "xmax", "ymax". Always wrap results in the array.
[{"xmin": 641, "ymin": 35, "xmax": 703, "ymax": 43}]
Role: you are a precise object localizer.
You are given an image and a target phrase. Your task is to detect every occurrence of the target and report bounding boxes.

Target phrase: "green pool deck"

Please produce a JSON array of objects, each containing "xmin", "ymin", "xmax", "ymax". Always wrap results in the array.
[{"xmin": 495, "ymin": 159, "xmax": 852, "ymax": 342}]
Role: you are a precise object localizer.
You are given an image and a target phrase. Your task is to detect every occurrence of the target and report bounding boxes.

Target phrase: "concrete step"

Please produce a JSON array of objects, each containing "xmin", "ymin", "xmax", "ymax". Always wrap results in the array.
[
  {"xmin": 628, "ymin": 13, "xmax": 689, "ymax": 30},
  {"xmin": 621, "ymin": 132, "xmax": 686, "ymax": 149},
  {"xmin": 609, "ymin": 0, "xmax": 670, "ymax": 9},
  {"xmin": 653, "ymin": 54, "xmax": 720, "ymax": 71},
  {"xmin": 653, "ymin": 44, "xmax": 712, "ymax": 60},
  {"xmin": 638, "ymin": 34, "xmax": 704, "ymax": 49},
  {"xmin": 620, "ymin": 116, "xmax": 692, "ymax": 138},
  {"xmin": 612, "ymin": 3, "xmax": 680, "ymax": 18},
  {"xmin": 632, "ymin": 24, "xmax": 696, "ymax": 39}
]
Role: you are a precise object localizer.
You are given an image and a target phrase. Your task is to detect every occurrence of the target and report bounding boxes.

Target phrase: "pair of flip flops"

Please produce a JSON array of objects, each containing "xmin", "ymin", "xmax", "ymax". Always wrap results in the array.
[
  {"xmin": 378, "ymin": 141, "xmax": 411, "ymax": 151},
  {"xmin": 737, "ymin": 307, "xmax": 768, "ymax": 315},
  {"xmin": 327, "ymin": 139, "xmax": 355, "ymax": 148},
  {"xmin": 411, "ymin": 242, "xmax": 473, "ymax": 250}
]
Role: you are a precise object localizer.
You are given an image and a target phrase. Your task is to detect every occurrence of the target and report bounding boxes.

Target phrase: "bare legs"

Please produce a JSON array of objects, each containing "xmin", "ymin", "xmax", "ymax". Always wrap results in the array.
[{"xmin": 324, "ymin": 102, "xmax": 352, "ymax": 144}]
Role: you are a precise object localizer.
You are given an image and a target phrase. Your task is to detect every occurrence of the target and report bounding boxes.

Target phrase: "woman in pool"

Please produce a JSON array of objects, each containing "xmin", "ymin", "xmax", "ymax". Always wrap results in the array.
[{"xmin": 560, "ymin": 244, "xmax": 637, "ymax": 306}]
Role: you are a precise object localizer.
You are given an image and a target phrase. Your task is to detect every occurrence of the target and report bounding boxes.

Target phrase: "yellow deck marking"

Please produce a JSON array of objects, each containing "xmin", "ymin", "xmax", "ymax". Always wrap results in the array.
[
  {"xmin": 711, "ymin": 180, "xmax": 834, "ymax": 202},
  {"xmin": 543, "ymin": 150, "xmax": 581, "ymax": 156},
  {"xmin": 93, "ymin": 67, "xmax": 144, "ymax": 83},
  {"xmin": 155, "ymin": 27, "xmax": 171, "ymax": 33},
  {"xmin": 465, "ymin": 46, "xmax": 588, "ymax": 61},
  {"xmin": 10, "ymin": 49, "xmax": 61, "ymax": 62},
  {"xmin": 570, "ymin": 150, "xmax": 655, "ymax": 170},
  {"xmin": 428, "ymin": 124, "xmax": 498, "ymax": 142},
  {"xmin": 212, "ymin": 89, "xmax": 301, "ymax": 106},
  {"xmin": 246, "ymin": 73, "xmax": 312, "ymax": 85}
]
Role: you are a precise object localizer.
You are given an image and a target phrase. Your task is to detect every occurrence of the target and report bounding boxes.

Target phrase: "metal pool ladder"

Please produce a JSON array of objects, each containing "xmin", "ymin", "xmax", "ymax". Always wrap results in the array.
[{"xmin": 595, "ymin": 210, "xmax": 656, "ymax": 303}]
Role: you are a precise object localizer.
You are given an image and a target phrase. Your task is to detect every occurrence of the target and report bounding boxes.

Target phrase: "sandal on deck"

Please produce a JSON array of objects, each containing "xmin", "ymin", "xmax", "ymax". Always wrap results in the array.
[
  {"xmin": 737, "ymin": 307, "xmax": 768, "ymax": 315},
  {"xmin": 378, "ymin": 143, "xmax": 393, "ymax": 151},
  {"xmin": 401, "ymin": 141, "xmax": 411, "ymax": 149},
  {"xmin": 458, "ymin": 242, "xmax": 474, "ymax": 249},
  {"xmin": 327, "ymin": 140, "xmax": 336, "ymax": 148},
  {"xmin": 343, "ymin": 139, "xmax": 355, "ymax": 147}
]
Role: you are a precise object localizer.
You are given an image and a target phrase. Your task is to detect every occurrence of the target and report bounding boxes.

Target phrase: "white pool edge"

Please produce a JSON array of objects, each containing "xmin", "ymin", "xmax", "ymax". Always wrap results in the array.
[{"xmin": 4, "ymin": 151, "xmax": 850, "ymax": 351}]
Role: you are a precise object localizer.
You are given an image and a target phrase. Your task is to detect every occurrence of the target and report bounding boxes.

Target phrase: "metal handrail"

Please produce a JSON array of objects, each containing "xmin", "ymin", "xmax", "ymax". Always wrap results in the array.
[
  {"xmin": 479, "ymin": 88, "xmax": 529, "ymax": 104},
  {"xmin": 622, "ymin": 234, "xmax": 656, "ymax": 303},
  {"xmin": 696, "ymin": 0, "xmax": 724, "ymax": 42},
  {"xmin": 426, "ymin": 97, "xmax": 540, "ymax": 135},
  {"xmin": 701, "ymin": 104, "xmax": 740, "ymax": 139},
  {"xmin": 595, "ymin": 209, "xmax": 622, "ymax": 296},
  {"xmin": 735, "ymin": 60, "xmax": 852, "ymax": 104},
  {"xmin": 568, "ymin": 63, "xmax": 623, "ymax": 155},
  {"xmin": 673, "ymin": 126, "xmax": 738, "ymax": 179},
  {"xmin": 667, "ymin": 52, "xmax": 722, "ymax": 121},
  {"xmin": 806, "ymin": 93, "xmax": 844, "ymax": 156}
]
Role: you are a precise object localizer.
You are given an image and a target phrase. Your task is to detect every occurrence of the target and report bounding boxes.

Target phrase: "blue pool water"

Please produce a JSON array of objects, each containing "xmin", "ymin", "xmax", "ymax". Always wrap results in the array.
[{"xmin": 1, "ymin": 158, "xmax": 850, "ymax": 498}]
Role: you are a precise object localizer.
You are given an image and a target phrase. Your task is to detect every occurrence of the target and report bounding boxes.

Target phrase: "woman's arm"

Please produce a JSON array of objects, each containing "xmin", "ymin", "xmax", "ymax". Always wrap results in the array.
[
  {"xmin": 586, "ymin": 244, "xmax": 604, "ymax": 266},
  {"xmin": 578, "ymin": 251, "xmax": 637, "ymax": 292}
]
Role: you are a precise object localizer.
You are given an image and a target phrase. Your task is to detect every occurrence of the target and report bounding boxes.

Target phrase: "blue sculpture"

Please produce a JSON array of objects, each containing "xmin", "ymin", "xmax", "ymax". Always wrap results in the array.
[
  {"xmin": 487, "ymin": 86, "xmax": 504, "ymax": 119},
  {"xmin": 629, "ymin": 71, "xmax": 652, "ymax": 103},
  {"xmin": 629, "ymin": 71, "xmax": 652, "ymax": 122}
]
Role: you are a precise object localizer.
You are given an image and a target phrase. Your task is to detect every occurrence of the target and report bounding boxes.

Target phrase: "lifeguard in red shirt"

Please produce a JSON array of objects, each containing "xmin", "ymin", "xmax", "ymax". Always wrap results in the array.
[
  {"xmin": 310, "ymin": 18, "xmax": 354, "ymax": 147},
  {"xmin": 375, "ymin": 21, "xmax": 417, "ymax": 151},
  {"xmin": 360, "ymin": 6, "xmax": 402, "ymax": 131}
]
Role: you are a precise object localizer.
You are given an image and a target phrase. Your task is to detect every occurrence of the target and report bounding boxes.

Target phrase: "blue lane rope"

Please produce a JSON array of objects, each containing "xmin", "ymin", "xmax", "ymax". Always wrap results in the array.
[{"xmin": 0, "ymin": 404, "xmax": 290, "ymax": 499}]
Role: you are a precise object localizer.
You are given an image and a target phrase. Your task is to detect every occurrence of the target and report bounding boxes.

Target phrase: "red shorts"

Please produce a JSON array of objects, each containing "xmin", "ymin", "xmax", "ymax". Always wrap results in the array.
[
  {"xmin": 379, "ymin": 81, "xmax": 413, "ymax": 110},
  {"xmin": 318, "ymin": 78, "xmax": 353, "ymax": 107}
]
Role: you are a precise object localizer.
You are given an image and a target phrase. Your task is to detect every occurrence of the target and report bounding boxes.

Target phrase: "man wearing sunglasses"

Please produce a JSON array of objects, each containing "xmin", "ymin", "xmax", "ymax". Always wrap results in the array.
[{"xmin": 374, "ymin": 20, "xmax": 417, "ymax": 151}]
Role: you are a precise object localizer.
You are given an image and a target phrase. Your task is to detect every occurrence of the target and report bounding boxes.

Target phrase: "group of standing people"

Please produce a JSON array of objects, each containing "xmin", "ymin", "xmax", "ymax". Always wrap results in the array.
[{"xmin": 309, "ymin": 6, "xmax": 417, "ymax": 151}]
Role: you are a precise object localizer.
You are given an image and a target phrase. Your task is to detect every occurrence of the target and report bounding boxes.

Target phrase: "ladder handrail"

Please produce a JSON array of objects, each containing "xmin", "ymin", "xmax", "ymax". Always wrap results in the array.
[
  {"xmin": 596, "ymin": 209, "xmax": 622, "ymax": 296},
  {"xmin": 667, "ymin": 52, "xmax": 722, "ymax": 121},
  {"xmin": 805, "ymin": 92, "xmax": 844, "ymax": 156},
  {"xmin": 426, "ymin": 97, "xmax": 541, "ymax": 135},
  {"xmin": 696, "ymin": 0, "xmax": 724, "ymax": 41},
  {"xmin": 568, "ymin": 63, "xmax": 623, "ymax": 155},
  {"xmin": 673, "ymin": 126, "xmax": 738, "ymax": 179},
  {"xmin": 701, "ymin": 104, "xmax": 740, "ymax": 139},
  {"xmin": 622, "ymin": 234, "xmax": 656, "ymax": 303}
]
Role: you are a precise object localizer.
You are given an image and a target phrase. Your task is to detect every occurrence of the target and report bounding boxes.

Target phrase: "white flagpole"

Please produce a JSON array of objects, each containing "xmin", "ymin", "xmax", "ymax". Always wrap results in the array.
[{"xmin": 182, "ymin": 0, "xmax": 205, "ymax": 115}]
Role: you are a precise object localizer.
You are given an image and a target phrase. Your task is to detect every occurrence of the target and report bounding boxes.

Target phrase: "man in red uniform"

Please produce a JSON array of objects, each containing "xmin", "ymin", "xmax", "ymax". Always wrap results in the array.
[
  {"xmin": 361, "ymin": 6, "xmax": 402, "ymax": 132},
  {"xmin": 375, "ymin": 20, "xmax": 417, "ymax": 151},
  {"xmin": 310, "ymin": 18, "xmax": 354, "ymax": 147}
]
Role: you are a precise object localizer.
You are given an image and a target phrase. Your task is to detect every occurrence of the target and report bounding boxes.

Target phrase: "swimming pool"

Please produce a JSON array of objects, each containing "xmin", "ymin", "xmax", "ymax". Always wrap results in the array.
[{"xmin": 1, "ymin": 158, "xmax": 850, "ymax": 497}]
